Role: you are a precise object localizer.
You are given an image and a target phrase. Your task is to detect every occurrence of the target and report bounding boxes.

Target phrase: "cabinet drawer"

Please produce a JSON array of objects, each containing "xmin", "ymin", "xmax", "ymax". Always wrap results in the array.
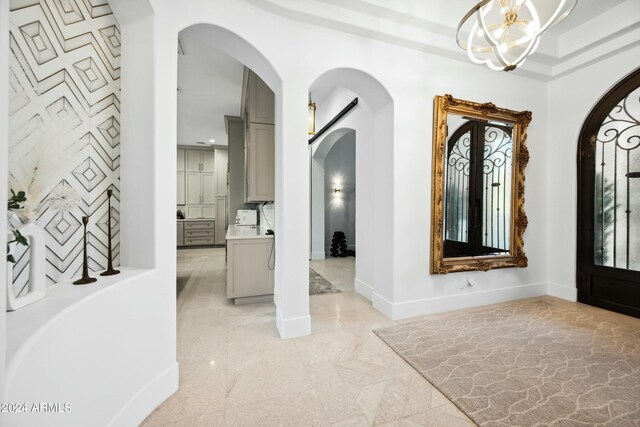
[
  {"xmin": 184, "ymin": 237, "xmax": 215, "ymax": 246},
  {"xmin": 184, "ymin": 221, "xmax": 214, "ymax": 230},
  {"xmin": 185, "ymin": 229, "xmax": 214, "ymax": 238}
]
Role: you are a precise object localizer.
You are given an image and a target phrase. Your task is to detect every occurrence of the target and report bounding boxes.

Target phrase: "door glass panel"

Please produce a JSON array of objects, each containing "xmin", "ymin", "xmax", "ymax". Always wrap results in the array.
[
  {"xmin": 444, "ymin": 130, "xmax": 471, "ymax": 244},
  {"xmin": 594, "ymin": 86, "xmax": 640, "ymax": 271},
  {"xmin": 482, "ymin": 124, "xmax": 512, "ymax": 253}
]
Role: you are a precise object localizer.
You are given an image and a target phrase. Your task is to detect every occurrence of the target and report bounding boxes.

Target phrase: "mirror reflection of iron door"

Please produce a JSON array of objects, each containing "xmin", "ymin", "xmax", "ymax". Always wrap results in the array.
[
  {"xmin": 578, "ymin": 68, "xmax": 640, "ymax": 318},
  {"xmin": 444, "ymin": 120, "xmax": 512, "ymax": 258}
]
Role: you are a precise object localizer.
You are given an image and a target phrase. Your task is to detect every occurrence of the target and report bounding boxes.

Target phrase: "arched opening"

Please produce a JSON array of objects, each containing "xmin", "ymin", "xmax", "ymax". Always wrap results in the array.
[
  {"xmin": 172, "ymin": 23, "xmax": 283, "ymax": 333},
  {"xmin": 308, "ymin": 69, "xmax": 394, "ymax": 307},
  {"xmin": 577, "ymin": 66, "xmax": 640, "ymax": 318}
]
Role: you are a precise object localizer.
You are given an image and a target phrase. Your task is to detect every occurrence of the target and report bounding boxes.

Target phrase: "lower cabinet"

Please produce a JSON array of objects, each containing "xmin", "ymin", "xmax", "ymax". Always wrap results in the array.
[
  {"xmin": 180, "ymin": 220, "xmax": 215, "ymax": 246},
  {"xmin": 177, "ymin": 221, "xmax": 184, "ymax": 246},
  {"xmin": 226, "ymin": 238, "xmax": 274, "ymax": 298}
]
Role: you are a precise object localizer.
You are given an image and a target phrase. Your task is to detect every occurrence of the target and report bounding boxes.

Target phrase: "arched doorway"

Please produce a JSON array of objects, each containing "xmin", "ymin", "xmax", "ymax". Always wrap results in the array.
[
  {"xmin": 577, "ymin": 67, "xmax": 640, "ymax": 318},
  {"xmin": 308, "ymin": 69, "xmax": 394, "ymax": 306}
]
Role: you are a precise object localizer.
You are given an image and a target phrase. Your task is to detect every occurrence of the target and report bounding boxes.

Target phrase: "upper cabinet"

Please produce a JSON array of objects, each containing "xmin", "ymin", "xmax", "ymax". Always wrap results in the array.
[
  {"xmin": 178, "ymin": 147, "xmax": 220, "ymax": 219},
  {"xmin": 248, "ymin": 71, "xmax": 275, "ymax": 125},
  {"xmin": 186, "ymin": 150, "xmax": 214, "ymax": 172},
  {"xmin": 242, "ymin": 68, "xmax": 275, "ymax": 202}
]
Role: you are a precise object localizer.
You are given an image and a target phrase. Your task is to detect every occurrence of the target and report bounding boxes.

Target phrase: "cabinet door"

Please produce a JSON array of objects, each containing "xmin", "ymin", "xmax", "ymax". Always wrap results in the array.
[
  {"xmin": 185, "ymin": 205, "xmax": 202, "ymax": 219},
  {"xmin": 201, "ymin": 173, "xmax": 216, "ymax": 204},
  {"xmin": 215, "ymin": 149, "xmax": 228, "ymax": 196},
  {"xmin": 177, "ymin": 222, "xmax": 184, "ymax": 246},
  {"xmin": 201, "ymin": 205, "xmax": 215, "ymax": 219},
  {"xmin": 202, "ymin": 151, "xmax": 215, "ymax": 173},
  {"xmin": 215, "ymin": 197, "xmax": 226, "ymax": 245},
  {"xmin": 177, "ymin": 172, "xmax": 186, "ymax": 205},
  {"xmin": 247, "ymin": 123, "xmax": 275, "ymax": 202},
  {"xmin": 186, "ymin": 172, "xmax": 202, "ymax": 204},
  {"xmin": 226, "ymin": 239, "xmax": 275, "ymax": 298},
  {"xmin": 249, "ymin": 72, "xmax": 275, "ymax": 124},
  {"xmin": 177, "ymin": 149, "xmax": 186, "ymax": 172},
  {"xmin": 186, "ymin": 150, "xmax": 202, "ymax": 172}
]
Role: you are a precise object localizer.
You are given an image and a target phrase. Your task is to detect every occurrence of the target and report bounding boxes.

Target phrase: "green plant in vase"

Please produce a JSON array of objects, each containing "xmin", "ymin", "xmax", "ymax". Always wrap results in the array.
[{"xmin": 7, "ymin": 190, "xmax": 29, "ymax": 263}]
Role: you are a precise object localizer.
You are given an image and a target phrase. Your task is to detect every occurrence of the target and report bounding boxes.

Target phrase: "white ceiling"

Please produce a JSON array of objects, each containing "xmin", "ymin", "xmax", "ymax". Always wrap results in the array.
[
  {"xmin": 175, "ymin": 1, "xmax": 638, "ymax": 141},
  {"xmin": 247, "ymin": 0, "xmax": 640, "ymax": 79},
  {"xmin": 177, "ymin": 30, "xmax": 244, "ymax": 147}
]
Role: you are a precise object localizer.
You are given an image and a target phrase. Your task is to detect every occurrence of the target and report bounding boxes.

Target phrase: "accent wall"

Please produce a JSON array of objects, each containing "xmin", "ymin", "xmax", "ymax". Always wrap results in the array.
[{"xmin": 8, "ymin": 0, "xmax": 121, "ymax": 294}]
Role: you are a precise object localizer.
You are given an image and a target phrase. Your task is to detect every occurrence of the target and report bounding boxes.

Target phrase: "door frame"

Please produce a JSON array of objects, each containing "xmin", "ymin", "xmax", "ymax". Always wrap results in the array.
[{"xmin": 576, "ymin": 67, "xmax": 640, "ymax": 318}]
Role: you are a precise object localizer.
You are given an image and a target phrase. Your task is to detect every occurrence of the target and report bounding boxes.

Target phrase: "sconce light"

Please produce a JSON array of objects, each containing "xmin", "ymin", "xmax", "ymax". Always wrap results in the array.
[
  {"xmin": 307, "ymin": 92, "xmax": 316, "ymax": 135},
  {"xmin": 334, "ymin": 187, "xmax": 341, "ymax": 193}
]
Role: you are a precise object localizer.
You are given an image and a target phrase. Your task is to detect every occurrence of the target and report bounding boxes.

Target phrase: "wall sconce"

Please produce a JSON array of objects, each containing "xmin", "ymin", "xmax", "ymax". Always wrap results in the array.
[
  {"xmin": 334, "ymin": 187, "xmax": 341, "ymax": 193},
  {"xmin": 307, "ymin": 92, "xmax": 316, "ymax": 135}
]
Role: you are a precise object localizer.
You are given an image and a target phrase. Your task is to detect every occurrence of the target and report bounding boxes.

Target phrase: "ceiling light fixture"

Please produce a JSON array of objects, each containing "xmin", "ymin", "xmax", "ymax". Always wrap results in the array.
[
  {"xmin": 456, "ymin": 0, "xmax": 577, "ymax": 71},
  {"xmin": 307, "ymin": 92, "xmax": 316, "ymax": 135}
]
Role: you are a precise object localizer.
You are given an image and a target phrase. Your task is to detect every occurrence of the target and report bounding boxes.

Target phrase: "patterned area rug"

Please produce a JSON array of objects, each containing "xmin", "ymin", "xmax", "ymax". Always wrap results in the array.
[
  {"xmin": 373, "ymin": 299, "xmax": 640, "ymax": 427},
  {"xmin": 309, "ymin": 268, "xmax": 341, "ymax": 295}
]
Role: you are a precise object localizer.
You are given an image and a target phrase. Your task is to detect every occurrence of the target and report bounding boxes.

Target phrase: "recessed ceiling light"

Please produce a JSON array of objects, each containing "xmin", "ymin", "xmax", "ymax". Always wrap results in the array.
[{"xmin": 209, "ymin": 139, "xmax": 215, "ymax": 143}]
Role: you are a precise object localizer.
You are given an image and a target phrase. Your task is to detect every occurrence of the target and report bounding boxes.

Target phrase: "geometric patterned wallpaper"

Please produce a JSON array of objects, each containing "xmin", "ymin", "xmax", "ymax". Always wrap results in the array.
[{"xmin": 8, "ymin": 0, "xmax": 120, "ymax": 296}]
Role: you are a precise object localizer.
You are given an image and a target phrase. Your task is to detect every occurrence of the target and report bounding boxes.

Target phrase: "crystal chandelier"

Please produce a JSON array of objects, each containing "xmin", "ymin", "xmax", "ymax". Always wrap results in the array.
[{"xmin": 456, "ymin": 0, "xmax": 577, "ymax": 71}]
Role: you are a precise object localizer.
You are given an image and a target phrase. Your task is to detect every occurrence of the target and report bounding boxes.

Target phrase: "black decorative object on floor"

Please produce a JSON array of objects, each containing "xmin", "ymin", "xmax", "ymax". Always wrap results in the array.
[
  {"xmin": 330, "ymin": 231, "xmax": 355, "ymax": 257},
  {"xmin": 101, "ymin": 188, "xmax": 120, "ymax": 276},
  {"xmin": 73, "ymin": 216, "xmax": 97, "ymax": 285}
]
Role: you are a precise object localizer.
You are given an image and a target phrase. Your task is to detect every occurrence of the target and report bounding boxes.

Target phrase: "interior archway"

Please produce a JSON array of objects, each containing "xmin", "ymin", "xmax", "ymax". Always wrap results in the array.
[{"xmin": 308, "ymin": 68, "xmax": 394, "ymax": 305}]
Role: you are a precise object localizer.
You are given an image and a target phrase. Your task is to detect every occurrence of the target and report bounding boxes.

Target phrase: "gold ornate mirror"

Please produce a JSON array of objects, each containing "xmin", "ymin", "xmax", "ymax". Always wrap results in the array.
[{"xmin": 430, "ymin": 95, "xmax": 531, "ymax": 274}]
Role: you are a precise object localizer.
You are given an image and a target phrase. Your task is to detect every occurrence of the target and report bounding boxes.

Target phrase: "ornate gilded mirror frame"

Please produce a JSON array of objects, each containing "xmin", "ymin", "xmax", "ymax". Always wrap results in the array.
[{"xmin": 430, "ymin": 94, "xmax": 531, "ymax": 274}]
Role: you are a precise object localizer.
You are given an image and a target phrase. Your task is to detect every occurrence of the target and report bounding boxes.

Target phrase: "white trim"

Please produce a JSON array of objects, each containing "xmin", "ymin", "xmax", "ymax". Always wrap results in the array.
[
  {"xmin": 372, "ymin": 292, "xmax": 394, "ymax": 318},
  {"xmin": 546, "ymin": 282, "xmax": 578, "ymax": 301},
  {"xmin": 354, "ymin": 277, "xmax": 373, "ymax": 301},
  {"xmin": 375, "ymin": 283, "xmax": 547, "ymax": 320},
  {"xmin": 310, "ymin": 251, "xmax": 326, "ymax": 260},
  {"xmin": 276, "ymin": 309, "xmax": 311, "ymax": 339},
  {"xmin": 107, "ymin": 362, "xmax": 179, "ymax": 427}
]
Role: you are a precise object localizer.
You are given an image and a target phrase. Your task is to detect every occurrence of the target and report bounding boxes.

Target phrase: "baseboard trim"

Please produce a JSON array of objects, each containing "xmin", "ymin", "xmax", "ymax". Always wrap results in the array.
[
  {"xmin": 372, "ymin": 292, "xmax": 394, "ymax": 318},
  {"xmin": 108, "ymin": 362, "xmax": 179, "ymax": 427},
  {"xmin": 546, "ymin": 282, "xmax": 577, "ymax": 301},
  {"xmin": 377, "ymin": 283, "xmax": 547, "ymax": 320},
  {"xmin": 354, "ymin": 277, "xmax": 373, "ymax": 301},
  {"xmin": 276, "ymin": 309, "xmax": 310, "ymax": 339}
]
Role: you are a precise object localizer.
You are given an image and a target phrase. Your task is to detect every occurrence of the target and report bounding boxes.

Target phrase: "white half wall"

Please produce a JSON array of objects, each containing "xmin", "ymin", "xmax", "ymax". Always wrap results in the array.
[{"xmin": 1, "ymin": 0, "xmax": 10, "ymax": 414}]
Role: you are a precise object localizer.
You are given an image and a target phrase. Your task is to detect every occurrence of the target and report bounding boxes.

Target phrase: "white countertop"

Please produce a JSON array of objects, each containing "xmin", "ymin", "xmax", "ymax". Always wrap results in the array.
[
  {"xmin": 226, "ymin": 225, "xmax": 274, "ymax": 240},
  {"xmin": 177, "ymin": 218, "xmax": 214, "ymax": 222}
]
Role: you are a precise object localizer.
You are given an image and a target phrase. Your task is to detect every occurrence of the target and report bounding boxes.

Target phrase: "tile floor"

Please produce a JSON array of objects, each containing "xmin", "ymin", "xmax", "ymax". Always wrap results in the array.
[{"xmin": 142, "ymin": 247, "xmax": 475, "ymax": 426}]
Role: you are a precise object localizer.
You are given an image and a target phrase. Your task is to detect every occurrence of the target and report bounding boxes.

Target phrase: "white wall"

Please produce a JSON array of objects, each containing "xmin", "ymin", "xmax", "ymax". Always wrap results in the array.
[
  {"xmin": 546, "ymin": 46, "xmax": 640, "ymax": 301},
  {"xmin": 324, "ymin": 133, "xmax": 356, "ymax": 251},
  {"xmin": 128, "ymin": 0, "xmax": 554, "ymax": 323}
]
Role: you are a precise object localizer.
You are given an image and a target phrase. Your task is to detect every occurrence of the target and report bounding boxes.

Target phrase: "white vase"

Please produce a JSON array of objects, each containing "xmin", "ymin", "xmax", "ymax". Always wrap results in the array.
[{"xmin": 6, "ymin": 221, "xmax": 46, "ymax": 311}]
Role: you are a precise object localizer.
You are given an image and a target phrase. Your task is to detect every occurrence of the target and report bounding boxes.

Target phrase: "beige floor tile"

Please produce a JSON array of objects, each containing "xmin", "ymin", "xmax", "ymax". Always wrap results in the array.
[
  {"xmin": 224, "ymin": 390, "xmax": 331, "ymax": 427},
  {"xmin": 142, "ymin": 247, "xmax": 482, "ymax": 427}
]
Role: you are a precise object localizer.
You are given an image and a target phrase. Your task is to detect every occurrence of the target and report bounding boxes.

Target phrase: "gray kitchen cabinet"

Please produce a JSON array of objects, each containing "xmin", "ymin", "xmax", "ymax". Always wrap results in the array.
[
  {"xmin": 241, "ymin": 69, "xmax": 275, "ymax": 203},
  {"xmin": 177, "ymin": 149, "xmax": 185, "ymax": 171},
  {"xmin": 177, "ymin": 221, "xmax": 184, "ymax": 246},
  {"xmin": 215, "ymin": 148, "xmax": 228, "ymax": 196},
  {"xmin": 246, "ymin": 122, "xmax": 275, "ymax": 202},
  {"xmin": 182, "ymin": 220, "xmax": 215, "ymax": 246},
  {"xmin": 248, "ymin": 71, "xmax": 274, "ymax": 125},
  {"xmin": 215, "ymin": 196, "xmax": 226, "ymax": 245},
  {"xmin": 226, "ymin": 237, "xmax": 274, "ymax": 298},
  {"xmin": 177, "ymin": 172, "xmax": 185, "ymax": 205}
]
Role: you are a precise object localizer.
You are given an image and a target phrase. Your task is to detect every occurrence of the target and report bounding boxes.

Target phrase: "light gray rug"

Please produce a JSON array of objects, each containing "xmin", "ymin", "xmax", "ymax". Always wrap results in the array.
[
  {"xmin": 374, "ymin": 299, "xmax": 640, "ymax": 427},
  {"xmin": 309, "ymin": 268, "xmax": 341, "ymax": 295}
]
